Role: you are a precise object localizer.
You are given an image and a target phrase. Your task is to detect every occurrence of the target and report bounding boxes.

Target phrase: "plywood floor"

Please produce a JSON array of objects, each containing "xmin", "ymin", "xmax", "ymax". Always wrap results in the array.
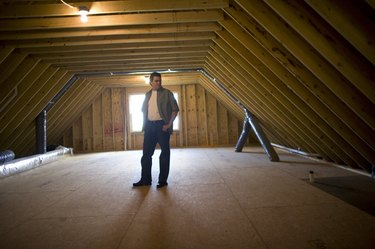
[{"xmin": 0, "ymin": 147, "xmax": 374, "ymax": 249}]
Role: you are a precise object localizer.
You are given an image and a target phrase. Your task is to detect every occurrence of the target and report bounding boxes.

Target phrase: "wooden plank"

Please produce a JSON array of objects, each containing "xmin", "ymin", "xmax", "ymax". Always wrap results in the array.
[
  {"xmin": 49, "ymin": 85, "xmax": 104, "ymax": 146},
  {"xmin": 47, "ymin": 79, "xmax": 92, "ymax": 139},
  {"xmin": 217, "ymin": 103, "xmax": 229, "ymax": 145},
  {"xmin": 20, "ymin": 40, "xmax": 214, "ymax": 54},
  {"xmin": 1, "ymin": 23, "xmax": 221, "ymax": 40},
  {"xmin": 92, "ymin": 95, "xmax": 104, "ymax": 151},
  {"xmin": 186, "ymin": 84, "xmax": 198, "ymax": 146},
  {"xmin": 234, "ymin": 0, "xmax": 375, "ymax": 129},
  {"xmin": 63, "ymin": 127, "xmax": 73, "ymax": 149},
  {"xmin": 0, "ymin": 51, "xmax": 29, "ymax": 87},
  {"xmin": 33, "ymin": 46, "xmax": 211, "ymax": 60},
  {"xmin": 211, "ymin": 36, "xmax": 342, "ymax": 160},
  {"xmin": 0, "ymin": 69, "xmax": 68, "ymax": 146},
  {"xmin": 102, "ymin": 88, "xmax": 114, "ymax": 151},
  {"xmin": 0, "ymin": 47, "xmax": 14, "ymax": 64},
  {"xmin": 73, "ymin": 117, "xmax": 83, "ymax": 152},
  {"xmin": 228, "ymin": 113, "xmax": 239, "ymax": 145},
  {"xmin": 0, "ymin": 11, "xmax": 223, "ymax": 31},
  {"xmin": 181, "ymin": 85, "xmax": 188, "ymax": 147},
  {"xmin": 305, "ymin": 0, "xmax": 375, "ymax": 64},
  {"xmin": 196, "ymin": 84, "xmax": 208, "ymax": 145},
  {"xmin": 264, "ymin": 0, "xmax": 375, "ymax": 103},
  {"xmin": 112, "ymin": 88, "xmax": 125, "ymax": 151},
  {"xmin": 0, "ymin": 0, "xmax": 228, "ymax": 17},
  {"xmin": 82, "ymin": 106, "xmax": 93, "ymax": 152},
  {"xmin": 203, "ymin": 61, "xmax": 340, "ymax": 163},
  {"xmin": 0, "ymin": 65, "xmax": 57, "ymax": 135},
  {"xmin": 218, "ymin": 15, "xmax": 374, "ymax": 167},
  {"xmin": 206, "ymin": 92, "xmax": 219, "ymax": 146},
  {"xmin": 5, "ymin": 33, "xmax": 216, "ymax": 49},
  {"xmin": 205, "ymin": 57, "xmax": 304, "ymax": 149}
]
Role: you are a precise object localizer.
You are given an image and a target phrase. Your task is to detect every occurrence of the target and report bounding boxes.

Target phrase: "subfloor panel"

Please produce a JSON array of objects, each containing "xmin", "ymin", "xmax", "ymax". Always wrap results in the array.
[{"xmin": 0, "ymin": 147, "xmax": 374, "ymax": 249}]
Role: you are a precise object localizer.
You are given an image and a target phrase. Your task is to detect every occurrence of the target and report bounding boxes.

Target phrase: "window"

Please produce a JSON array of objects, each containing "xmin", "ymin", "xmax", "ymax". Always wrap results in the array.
[{"xmin": 128, "ymin": 93, "xmax": 179, "ymax": 132}]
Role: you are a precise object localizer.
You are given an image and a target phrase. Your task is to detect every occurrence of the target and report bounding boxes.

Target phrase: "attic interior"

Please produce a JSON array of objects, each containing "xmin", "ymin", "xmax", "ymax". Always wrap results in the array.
[
  {"xmin": 0, "ymin": 1, "xmax": 375, "ymax": 248},
  {"xmin": 1, "ymin": 0, "xmax": 374, "ymax": 174}
]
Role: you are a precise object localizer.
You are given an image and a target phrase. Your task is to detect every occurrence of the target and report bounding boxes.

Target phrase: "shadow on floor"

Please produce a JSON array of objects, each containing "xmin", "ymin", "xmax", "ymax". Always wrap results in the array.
[{"xmin": 309, "ymin": 175, "xmax": 375, "ymax": 217}]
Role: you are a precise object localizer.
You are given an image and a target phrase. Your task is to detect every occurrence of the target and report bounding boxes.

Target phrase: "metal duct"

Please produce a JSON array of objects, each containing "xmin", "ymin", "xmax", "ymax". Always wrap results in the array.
[
  {"xmin": 0, "ymin": 150, "xmax": 15, "ymax": 164},
  {"xmin": 0, "ymin": 146, "xmax": 73, "ymax": 178},
  {"xmin": 200, "ymin": 69, "xmax": 279, "ymax": 162},
  {"xmin": 271, "ymin": 143, "xmax": 322, "ymax": 158},
  {"xmin": 245, "ymin": 109, "xmax": 279, "ymax": 162},
  {"xmin": 235, "ymin": 117, "xmax": 251, "ymax": 152},
  {"xmin": 36, "ymin": 110, "xmax": 47, "ymax": 154},
  {"xmin": 45, "ymin": 75, "xmax": 78, "ymax": 112}
]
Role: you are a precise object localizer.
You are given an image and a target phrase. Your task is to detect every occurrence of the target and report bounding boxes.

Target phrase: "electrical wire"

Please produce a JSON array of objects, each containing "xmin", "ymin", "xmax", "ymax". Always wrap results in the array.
[{"xmin": 60, "ymin": 0, "xmax": 75, "ymax": 9}]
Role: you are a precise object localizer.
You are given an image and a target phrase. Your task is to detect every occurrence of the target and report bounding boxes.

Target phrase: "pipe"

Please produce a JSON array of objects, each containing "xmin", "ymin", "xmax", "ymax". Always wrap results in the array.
[
  {"xmin": 76, "ymin": 68, "xmax": 203, "ymax": 78},
  {"xmin": 36, "ymin": 110, "xmax": 47, "ymax": 154},
  {"xmin": 0, "ymin": 150, "xmax": 15, "ymax": 164},
  {"xmin": 235, "ymin": 117, "xmax": 251, "ymax": 152},
  {"xmin": 271, "ymin": 143, "xmax": 322, "ymax": 158},
  {"xmin": 0, "ymin": 146, "xmax": 73, "ymax": 178},
  {"xmin": 45, "ymin": 75, "xmax": 78, "ymax": 112},
  {"xmin": 199, "ymin": 69, "xmax": 279, "ymax": 161}
]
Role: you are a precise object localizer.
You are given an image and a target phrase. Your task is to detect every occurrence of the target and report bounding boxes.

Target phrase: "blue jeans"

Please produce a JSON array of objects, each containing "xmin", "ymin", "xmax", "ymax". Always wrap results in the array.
[{"xmin": 140, "ymin": 120, "xmax": 171, "ymax": 184}]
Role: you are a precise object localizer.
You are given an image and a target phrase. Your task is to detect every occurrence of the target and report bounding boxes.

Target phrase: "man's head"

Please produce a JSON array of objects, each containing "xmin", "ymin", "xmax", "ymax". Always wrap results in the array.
[{"xmin": 149, "ymin": 72, "xmax": 162, "ymax": 90}]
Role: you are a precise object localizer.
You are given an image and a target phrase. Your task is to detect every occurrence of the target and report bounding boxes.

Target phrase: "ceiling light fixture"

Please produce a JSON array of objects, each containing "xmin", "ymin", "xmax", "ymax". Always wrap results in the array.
[{"xmin": 78, "ymin": 6, "xmax": 89, "ymax": 23}]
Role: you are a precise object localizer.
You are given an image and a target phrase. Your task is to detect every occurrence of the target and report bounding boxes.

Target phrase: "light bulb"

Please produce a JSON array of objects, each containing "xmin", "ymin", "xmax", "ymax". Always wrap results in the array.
[{"xmin": 78, "ymin": 6, "xmax": 89, "ymax": 23}]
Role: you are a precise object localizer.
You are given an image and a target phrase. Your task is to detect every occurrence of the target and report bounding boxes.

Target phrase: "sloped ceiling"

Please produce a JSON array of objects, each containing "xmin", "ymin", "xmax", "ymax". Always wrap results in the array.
[{"xmin": 0, "ymin": 0, "xmax": 374, "ymax": 172}]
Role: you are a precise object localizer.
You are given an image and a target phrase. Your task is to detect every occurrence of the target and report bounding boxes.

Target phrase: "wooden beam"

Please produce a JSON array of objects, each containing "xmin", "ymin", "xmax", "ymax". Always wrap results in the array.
[
  {"xmin": 0, "ymin": 47, "xmax": 14, "ymax": 64},
  {"xmin": 0, "ymin": 56, "xmax": 41, "ymax": 106},
  {"xmin": 44, "ymin": 52, "xmax": 208, "ymax": 65},
  {"xmin": 0, "ymin": 60, "xmax": 51, "ymax": 133},
  {"xmin": 211, "ymin": 37, "xmax": 348, "ymax": 164},
  {"xmin": 0, "ymin": 10, "xmax": 224, "ymax": 31},
  {"xmin": 224, "ymin": 5, "xmax": 375, "ymax": 154},
  {"xmin": 0, "ymin": 66, "xmax": 59, "ymax": 138},
  {"xmin": 205, "ymin": 53, "xmax": 320, "ymax": 158},
  {"xmin": 34, "ymin": 46, "xmax": 211, "ymax": 60},
  {"xmin": 305, "ymin": 0, "xmax": 375, "ymax": 64},
  {"xmin": 2, "ymin": 70, "xmax": 71, "ymax": 148},
  {"xmin": 234, "ymin": 0, "xmax": 375, "ymax": 130},
  {"xmin": 0, "ymin": 0, "xmax": 229, "ymax": 18},
  {"xmin": 59, "ymin": 60, "xmax": 205, "ymax": 73},
  {"xmin": 0, "ymin": 51, "xmax": 28, "ymax": 86},
  {"xmin": 0, "ymin": 23, "xmax": 221, "ymax": 40},
  {"xmin": 2, "ymin": 32, "xmax": 216, "ymax": 48},
  {"xmin": 215, "ymin": 26, "xmax": 371, "ymax": 168},
  {"xmin": 263, "ymin": 0, "xmax": 375, "ymax": 103},
  {"xmin": 20, "ymin": 40, "xmax": 214, "ymax": 54}
]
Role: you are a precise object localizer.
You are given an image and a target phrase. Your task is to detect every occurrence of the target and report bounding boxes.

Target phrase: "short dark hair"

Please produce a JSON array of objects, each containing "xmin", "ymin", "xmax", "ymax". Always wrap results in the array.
[{"xmin": 150, "ymin": 72, "xmax": 161, "ymax": 82}]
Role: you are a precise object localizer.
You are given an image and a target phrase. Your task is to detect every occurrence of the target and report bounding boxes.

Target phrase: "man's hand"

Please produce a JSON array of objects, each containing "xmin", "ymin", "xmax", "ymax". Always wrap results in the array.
[{"xmin": 162, "ymin": 124, "xmax": 171, "ymax": 132}]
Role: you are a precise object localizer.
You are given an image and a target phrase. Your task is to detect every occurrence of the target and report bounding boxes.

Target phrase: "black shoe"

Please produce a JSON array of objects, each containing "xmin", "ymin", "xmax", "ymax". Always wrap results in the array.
[
  {"xmin": 133, "ymin": 180, "xmax": 151, "ymax": 187},
  {"xmin": 157, "ymin": 182, "xmax": 168, "ymax": 188}
]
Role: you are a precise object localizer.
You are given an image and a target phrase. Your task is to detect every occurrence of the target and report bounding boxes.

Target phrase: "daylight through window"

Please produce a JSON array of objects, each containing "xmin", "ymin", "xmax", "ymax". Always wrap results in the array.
[{"xmin": 129, "ymin": 93, "xmax": 179, "ymax": 132}]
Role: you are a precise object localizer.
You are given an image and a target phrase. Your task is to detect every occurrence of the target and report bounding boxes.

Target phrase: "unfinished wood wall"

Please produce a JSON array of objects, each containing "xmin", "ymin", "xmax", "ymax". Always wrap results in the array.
[{"xmin": 62, "ymin": 83, "xmax": 251, "ymax": 152}]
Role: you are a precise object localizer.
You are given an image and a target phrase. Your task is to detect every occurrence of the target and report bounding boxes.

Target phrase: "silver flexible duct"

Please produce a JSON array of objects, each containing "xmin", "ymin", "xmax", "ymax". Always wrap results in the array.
[{"xmin": 0, "ymin": 146, "xmax": 73, "ymax": 178}]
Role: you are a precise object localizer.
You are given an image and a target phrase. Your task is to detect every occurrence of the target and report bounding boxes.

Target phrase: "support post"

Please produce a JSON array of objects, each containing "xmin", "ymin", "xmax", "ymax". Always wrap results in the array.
[{"xmin": 36, "ymin": 110, "xmax": 47, "ymax": 154}]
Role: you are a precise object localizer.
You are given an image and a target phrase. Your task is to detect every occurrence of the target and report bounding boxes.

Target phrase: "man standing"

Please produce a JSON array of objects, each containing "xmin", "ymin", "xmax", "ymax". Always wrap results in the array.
[{"xmin": 133, "ymin": 72, "xmax": 179, "ymax": 188}]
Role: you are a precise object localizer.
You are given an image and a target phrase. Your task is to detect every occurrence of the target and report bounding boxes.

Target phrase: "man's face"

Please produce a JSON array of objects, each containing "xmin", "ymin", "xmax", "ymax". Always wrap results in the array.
[{"xmin": 150, "ymin": 76, "xmax": 162, "ymax": 90}]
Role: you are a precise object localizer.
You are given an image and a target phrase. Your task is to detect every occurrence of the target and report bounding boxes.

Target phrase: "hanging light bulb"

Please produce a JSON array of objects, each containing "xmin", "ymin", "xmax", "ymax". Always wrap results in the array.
[{"xmin": 78, "ymin": 6, "xmax": 89, "ymax": 23}]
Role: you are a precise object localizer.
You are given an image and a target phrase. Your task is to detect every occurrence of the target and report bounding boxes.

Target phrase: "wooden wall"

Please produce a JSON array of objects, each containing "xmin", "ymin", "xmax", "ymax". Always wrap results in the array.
[{"xmin": 61, "ymin": 83, "xmax": 253, "ymax": 152}]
